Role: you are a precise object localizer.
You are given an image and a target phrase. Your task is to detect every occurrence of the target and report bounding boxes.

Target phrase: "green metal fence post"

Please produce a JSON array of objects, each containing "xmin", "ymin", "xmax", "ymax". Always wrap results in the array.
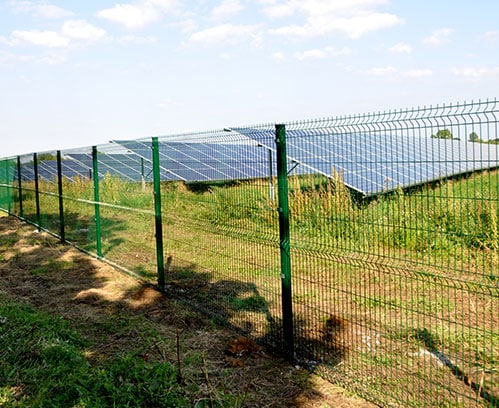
[
  {"xmin": 92, "ymin": 146, "xmax": 103, "ymax": 258},
  {"xmin": 152, "ymin": 137, "xmax": 165, "ymax": 291},
  {"xmin": 33, "ymin": 153, "xmax": 41, "ymax": 231},
  {"xmin": 275, "ymin": 123, "xmax": 294, "ymax": 358},
  {"xmin": 6, "ymin": 159, "xmax": 11, "ymax": 214},
  {"xmin": 17, "ymin": 156, "xmax": 23, "ymax": 218},
  {"xmin": 57, "ymin": 150, "xmax": 65, "ymax": 242}
]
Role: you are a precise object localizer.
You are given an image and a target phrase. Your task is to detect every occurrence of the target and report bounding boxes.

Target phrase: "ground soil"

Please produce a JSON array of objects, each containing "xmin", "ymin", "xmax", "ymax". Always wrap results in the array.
[{"xmin": 0, "ymin": 214, "xmax": 376, "ymax": 408}]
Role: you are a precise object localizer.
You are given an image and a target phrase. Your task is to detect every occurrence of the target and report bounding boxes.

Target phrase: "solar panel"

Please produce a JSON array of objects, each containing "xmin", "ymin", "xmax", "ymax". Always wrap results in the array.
[
  {"xmin": 59, "ymin": 160, "xmax": 92, "ymax": 180},
  {"xmin": 233, "ymin": 127, "xmax": 499, "ymax": 196},
  {"xmin": 113, "ymin": 140, "xmax": 274, "ymax": 182},
  {"xmin": 37, "ymin": 161, "xmax": 59, "ymax": 181},
  {"xmin": 67, "ymin": 153, "xmax": 149, "ymax": 182}
]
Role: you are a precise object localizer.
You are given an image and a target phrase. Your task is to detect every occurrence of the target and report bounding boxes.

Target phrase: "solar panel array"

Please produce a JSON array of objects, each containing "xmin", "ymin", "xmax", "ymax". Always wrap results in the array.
[
  {"xmin": 12, "ymin": 126, "xmax": 499, "ymax": 197},
  {"xmin": 233, "ymin": 127, "xmax": 499, "ymax": 196},
  {"xmin": 67, "ymin": 153, "xmax": 147, "ymax": 182},
  {"xmin": 113, "ymin": 139, "xmax": 274, "ymax": 182}
]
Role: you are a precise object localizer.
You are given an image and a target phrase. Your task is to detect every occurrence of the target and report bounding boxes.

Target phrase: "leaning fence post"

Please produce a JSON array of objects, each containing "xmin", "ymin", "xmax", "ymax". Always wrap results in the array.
[
  {"xmin": 17, "ymin": 156, "xmax": 23, "ymax": 218},
  {"xmin": 92, "ymin": 146, "xmax": 103, "ymax": 258},
  {"xmin": 33, "ymin": 153, "xmax": 41, "ymax": 231},
  {"xmin": 275, "ymin": 123, "xmax": 294, "ymax": 358},
  {"xmin": 56, "ymin": 150, "xmax": 65, "ymax": 242},
  {"xmin": 152, "ymin": 137, "xmax": 165, "ymax": 292}
]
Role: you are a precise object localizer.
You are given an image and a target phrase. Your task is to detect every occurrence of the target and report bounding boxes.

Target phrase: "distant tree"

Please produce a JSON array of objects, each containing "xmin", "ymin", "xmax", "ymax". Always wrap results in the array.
[
  {"xmin": 37, "ymin": 153, "xmax": 57, "ymax": 161},
  {"xmin": 469, "ymin": 132, "xmax": 480, "ymax": 142},
  {"xmin": 431, "ymin": 129, "xmax": 453, "ymax": 139}
]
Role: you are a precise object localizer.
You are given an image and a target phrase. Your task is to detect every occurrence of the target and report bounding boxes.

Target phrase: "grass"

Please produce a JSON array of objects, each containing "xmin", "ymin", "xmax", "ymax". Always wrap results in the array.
[
  {"xmin": 0, "ymin": 299, "xmax": 187, "ymax": 408},
  {"xmin": 2, "ymin": 169, "xmax": 498, "ymax": 407},
  {"xmin": 0, "ymin": 217, "xmax": 375, "ymax": 408}
]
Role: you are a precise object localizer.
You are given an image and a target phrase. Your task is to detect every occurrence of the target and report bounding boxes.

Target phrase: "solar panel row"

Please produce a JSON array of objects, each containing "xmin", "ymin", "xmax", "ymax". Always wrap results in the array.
[
  {"xmin": 114, "ymin": 139, "xmax": 274, "ymax": 182},
  {"xmin": 233, "ymin": 127, "xmax": 499, "ymax": 196},
  {"xmin": 12, "ymin": 130, "xmax": 499, "ymax": 197}
]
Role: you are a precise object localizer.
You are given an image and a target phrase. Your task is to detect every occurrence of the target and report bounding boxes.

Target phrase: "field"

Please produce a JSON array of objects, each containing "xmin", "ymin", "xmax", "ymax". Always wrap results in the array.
[
  {"xmin": 3, "ymin": 167, "xmax": 499, "ymax": 407},
  {"xmin": 0, "ymin": 213, "xmax": 376, "ymax": 407}
]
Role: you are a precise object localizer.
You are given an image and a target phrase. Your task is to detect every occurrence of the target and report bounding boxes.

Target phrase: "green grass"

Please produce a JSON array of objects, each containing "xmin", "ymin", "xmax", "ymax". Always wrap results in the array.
[
  {"xmin": 0, "ymin": 299, "xmax": 188, "ymax": 408},
  {"xmin": 13, "ymin": 171, "xmax": 498, "ymax": 270},
  {"xmin": 2, "ymin": 169, "xmax": 498, "ymax": 407}
]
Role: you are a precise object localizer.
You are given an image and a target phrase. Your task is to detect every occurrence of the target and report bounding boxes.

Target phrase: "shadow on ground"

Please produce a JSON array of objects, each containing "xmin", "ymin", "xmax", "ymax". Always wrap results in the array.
[{"xmin": 0, "ymin": 214, "xmax": 374, "ymax": 408}]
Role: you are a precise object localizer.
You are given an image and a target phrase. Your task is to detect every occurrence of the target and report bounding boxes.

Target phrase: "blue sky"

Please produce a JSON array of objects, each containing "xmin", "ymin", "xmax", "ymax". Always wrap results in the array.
[{"xmin": 1, "ymin": 0, "xmax": 498, "ymax": 157}]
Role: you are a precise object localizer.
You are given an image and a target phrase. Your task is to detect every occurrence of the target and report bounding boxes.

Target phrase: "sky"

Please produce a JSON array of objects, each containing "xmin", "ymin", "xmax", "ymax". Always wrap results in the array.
[{"xmin": 1, "ymin": 0, "xmax": 498, "ymax": 157}]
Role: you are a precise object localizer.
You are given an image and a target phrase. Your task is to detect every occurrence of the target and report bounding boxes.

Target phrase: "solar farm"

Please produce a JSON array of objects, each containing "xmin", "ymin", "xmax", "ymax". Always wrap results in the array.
[
  {"xmin": 13, "ymin": 128, "xmax": 499, "ymax": 197},
  {"xmin": 1, "ymin": 100, "xmax": 498, "ymax": 407}
]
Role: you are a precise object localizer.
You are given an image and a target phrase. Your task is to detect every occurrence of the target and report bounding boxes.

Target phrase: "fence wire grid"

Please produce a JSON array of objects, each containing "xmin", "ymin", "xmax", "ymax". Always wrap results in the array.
[{"xmin": 1, "ymin": 99, "xmax": 498, "ymax": 407}]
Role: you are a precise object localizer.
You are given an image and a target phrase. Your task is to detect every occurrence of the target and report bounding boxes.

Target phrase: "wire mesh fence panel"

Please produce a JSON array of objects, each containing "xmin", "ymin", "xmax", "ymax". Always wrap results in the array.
[
  {"xmin": 0, "ymin": 158, "xmax": 16, "ymax": 214},
  {"xmin": 34, "ymin": 151, "xmax": 61, "ymax": 234},
  {"xmin": 280, "ymin": 101, "xmax": 498, "ymax": 407},
  {"xmin": 54, "ymin": 147, "xmax": 97, "ymax": 253},
  {"xmin": 150, "ymin": 130, "xmax": 285, "ymax": 347},
  {"xmin": 0, "ymin": 99, "xmax": 497, "ymax": 407},
  {"xmin": 17, "ymin": 153, "xmax": 40, "ymax": 227},
  {"xmin": 93, "ymin": 143, "xmax": 157, "ymax": 279}
]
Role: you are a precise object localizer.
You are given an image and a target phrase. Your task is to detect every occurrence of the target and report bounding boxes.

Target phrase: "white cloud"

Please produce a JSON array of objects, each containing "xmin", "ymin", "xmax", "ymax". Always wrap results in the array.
[
  {"xmin": 361, "ymin": 66, "xmax": 432, "ymax": 79},
  {"xmin": 365, "ymin": 66, "xmax": 397, "ymax": 76},
  {"xmin": 186, "ymin": 24, "xmax": 262, "ymax": 47},
  {"xmin": 324, "ymin": 12, "xmax": 401, "ymax": 39},
  {"xmin": 0, "ymin": 50, "xmax": 35, "ymax": 64},
  {"xmin": 38, "ymin": 54, "xmax": 67, "ymax": 64},
  {"xmin": 423, "ymin": 28, "xmax": 453, "ymax": 47},
  {"xmin": 294, "ymin": 49, "xmax": 328, "ymax": 60},
  {"xmin": 211, "ymin": 0, "xmax": 245, "ymax": 20},
  {"xmin": 4, "ymin": 20, "xmax": 106, "ymax": 49},
  {"xmin": 294, "ymin": 45, "xmax": 351, "ymax": 60},
  {"xmin": 9, "ymin": 1, "xmax": 74, "ymax": 19},
  {"xmin": 481, "ymin": 30, "xmax": 499, "ymax": 44},
  {"xmin": 403, "ymin": 69, "xmax": 433, "ymax": 78},
  {"xmin": 259, "ymin": 0, "xmax": 295, "ymax": 19},
  {"xmin": 169, "ymin": 18, "xmax": 198, "ymax": 34},
  {"xmin": 118, "ymin": 34, "xmax": 157, "ymax": 44},
  {"xmin": 261, "ymin": 0, "xmax": 391, "ymax": 19},
  {"xmin": 388, "ymin": 42, "xmax": 412, "ymax": 54},
  {"xmin": 452, "ymin": 66, "xmax": 499, "ymax": 80},
  {"xmin": 61, "ymin": 20, "xmax": 106, "ymax": 42},
  {"xmin": 96, "ymin": 0, "xmax": 178, "ymax": 30},
  {"xmin": 271, "ymin": 51, "xmax": 286, "ymax": 62},
  {"xmin": 267, "ymin": 0, "xmax": 402, "ymax": 39},
  {"xmin": 10, "ymin": 29, "xmax": 70, "ymax": 48},
  {"xmin": 97, "ymin": 4, "xmax": 161, "ymax": 30}
]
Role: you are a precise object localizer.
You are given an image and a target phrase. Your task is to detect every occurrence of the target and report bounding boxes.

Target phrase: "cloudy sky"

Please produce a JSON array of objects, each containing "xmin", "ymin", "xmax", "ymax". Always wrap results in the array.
[{"xmin": 1, "ymin": 0, "xmax": 498, "ymax": 157}]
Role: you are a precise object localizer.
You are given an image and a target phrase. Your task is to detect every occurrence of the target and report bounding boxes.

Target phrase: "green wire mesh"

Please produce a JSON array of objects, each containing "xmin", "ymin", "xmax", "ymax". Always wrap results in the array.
[{"xmin": 0, "ymin": 99, "xmax": 497, "ymax": 407}]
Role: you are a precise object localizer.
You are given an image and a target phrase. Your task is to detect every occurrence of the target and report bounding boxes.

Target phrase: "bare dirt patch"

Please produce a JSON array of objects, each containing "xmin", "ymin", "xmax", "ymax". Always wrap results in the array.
[{"xmin": 0, "ymin": 214, "xmax": 375, "ymax": 407}]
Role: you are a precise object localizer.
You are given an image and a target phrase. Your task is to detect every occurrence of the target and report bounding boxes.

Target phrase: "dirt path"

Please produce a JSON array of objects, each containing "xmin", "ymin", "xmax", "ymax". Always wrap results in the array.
[{"xmin": 0, "ymin": 213, "xmax": 376, "ymax": 407}]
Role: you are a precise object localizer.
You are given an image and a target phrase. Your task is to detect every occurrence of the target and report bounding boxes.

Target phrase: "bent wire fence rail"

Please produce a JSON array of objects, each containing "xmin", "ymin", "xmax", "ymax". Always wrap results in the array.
[{"xmin": 1, "ymin": 99, "xmax": 498, "ymax": 407}]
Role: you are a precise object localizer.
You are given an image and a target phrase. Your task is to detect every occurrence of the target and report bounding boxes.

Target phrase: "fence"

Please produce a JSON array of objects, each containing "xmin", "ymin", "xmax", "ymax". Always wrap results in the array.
[{"xmin": 1, "ymin": 99, "xmax": 498, "ymax": 407}]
